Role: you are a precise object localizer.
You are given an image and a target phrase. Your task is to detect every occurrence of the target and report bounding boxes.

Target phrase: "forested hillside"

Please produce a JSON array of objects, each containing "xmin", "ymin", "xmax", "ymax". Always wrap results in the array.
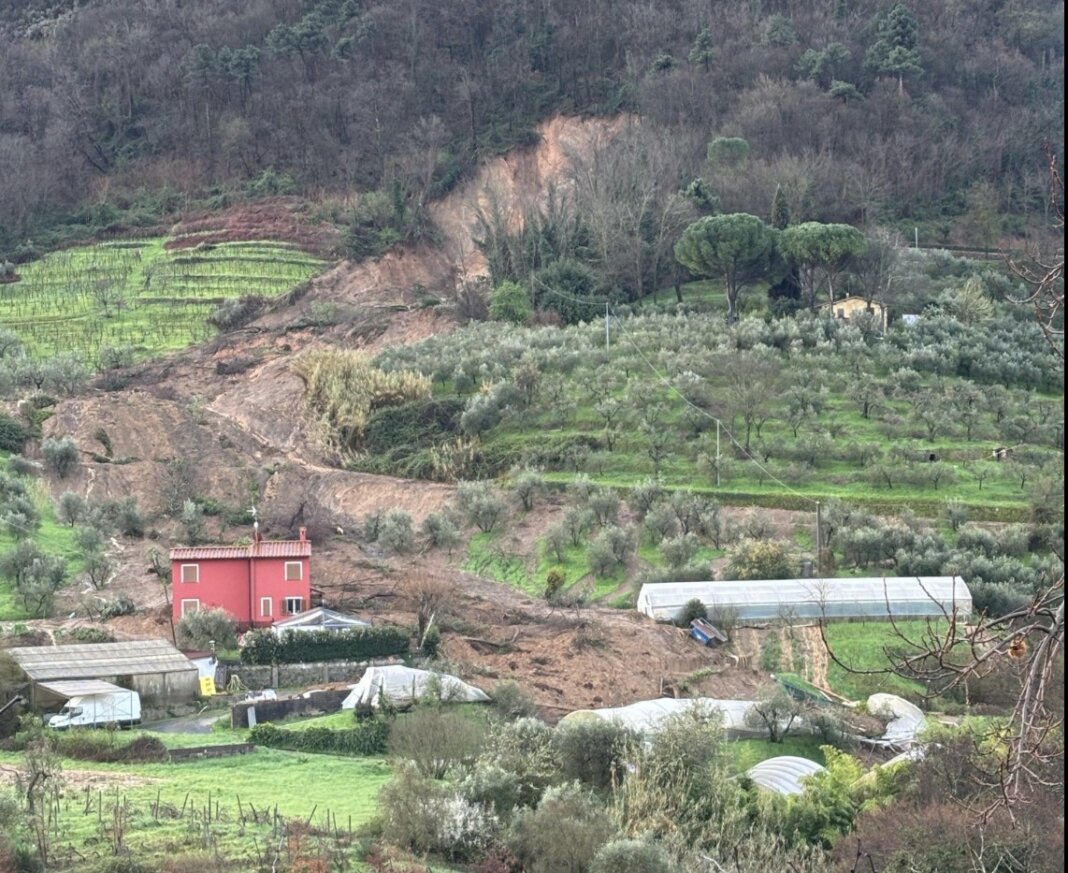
[{"xmin": 1, "ymin": 0, "xmax": 1063, "ymax": 256}]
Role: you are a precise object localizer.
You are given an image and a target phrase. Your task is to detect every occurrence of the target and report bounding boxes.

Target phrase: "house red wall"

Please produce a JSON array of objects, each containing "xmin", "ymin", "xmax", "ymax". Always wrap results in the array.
[{"xmin": 171, "ymin": 556, "xmax": 311, "ymax": 629}]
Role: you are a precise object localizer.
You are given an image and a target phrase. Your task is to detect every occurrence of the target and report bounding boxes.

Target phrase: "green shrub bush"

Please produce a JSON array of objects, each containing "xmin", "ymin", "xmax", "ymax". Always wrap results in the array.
[
  {"xmin": 248, "ymin": 720, "xmax": 389, "ymax": 756},
  {"xmin": 239, "ymin": 626, "xmax": 410, "ymax": 664}
]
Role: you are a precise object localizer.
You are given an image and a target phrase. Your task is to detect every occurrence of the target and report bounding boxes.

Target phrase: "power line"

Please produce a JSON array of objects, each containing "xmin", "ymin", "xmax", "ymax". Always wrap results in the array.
[{"xmin": 607, "ymin": 307, "xmax": 821, "ymax": 507}]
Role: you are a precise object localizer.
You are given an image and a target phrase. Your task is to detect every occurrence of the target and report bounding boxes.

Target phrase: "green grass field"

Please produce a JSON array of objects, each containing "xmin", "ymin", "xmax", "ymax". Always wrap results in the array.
[
  {"xmin": 1, "ymin": 237, "xmax": 325, "ymax": 362},
  {"xmin": 822, "ymin": 620, "xmax": 935, "ymax": 701},
  {"xmin": 0, "ymin": 745, "xmax": 391, "ymax": 870}
]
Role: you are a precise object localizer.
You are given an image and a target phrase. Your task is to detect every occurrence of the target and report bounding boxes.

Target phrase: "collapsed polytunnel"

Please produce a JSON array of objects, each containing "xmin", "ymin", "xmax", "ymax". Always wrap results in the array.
[{"xmin": 341, "ymin": 664, "xmax": 490, "ymax": 709}]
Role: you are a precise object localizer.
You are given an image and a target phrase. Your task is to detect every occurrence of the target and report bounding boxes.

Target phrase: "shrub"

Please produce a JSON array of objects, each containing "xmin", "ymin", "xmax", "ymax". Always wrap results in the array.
[
  {"xmin": 725, "ymin": 537, "xmax": 795, "ymax": 580},
  {"xmin": 421, "ymin": 509, "xmax": 462, "ymax": 552},
  {"xmin": 490, "ymin": 681, "xmax": 537, "ymax": 721},
  {"xmin": 679, "ymin": 598, "xmax": 707, "ymax": 626},
  {"xmin": 176, "ymin": 608, "xmax": 237, "ymax": 651},
  {"xmin": 457, "ymin": 481, "xmax": 509, "ymax": 533},
  {"xmin": 507, "ymin": 782, "xmax": 613, "ymax": 873},
  {"xmin": 553, "ymin": 719, "xmax": 637, "ymax": 791},
  {"xmin": 109, "ymin": 497, "xmax": 145, "ymax": 538},
  {"xmin": 388, "ymin": 708, "xmax": 487, "ymax": 778},
  {"xmin": 490, "ymin": 280, "xmax": 533, "ymax": 325},
  {"xmin": 249, "ymin": 719, "xmax": 390, "ymax": 756},
  {"xmin": 379, "ymin": 509, "xmax": 415, "ymax": 553},
  {"xmin": 591, "ymin": 839, "xmax": 676, "ymax": 873},
  {"xmin": 41, "ymin": 436, "xmax": 79, "ymax": 478},
  {"xmin": 0, "ymin": 413, "xmax": 27, "ymax": 453},
  {"xmin": 239, "ymin": 626, "xmax": 410, "ymax": 664}
]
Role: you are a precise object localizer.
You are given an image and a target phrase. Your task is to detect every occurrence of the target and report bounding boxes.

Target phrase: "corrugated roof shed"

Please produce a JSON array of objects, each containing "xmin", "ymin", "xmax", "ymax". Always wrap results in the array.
[
  {"xmin": 8, "ymin": 640, "xmax": 196, "ymax": 681},
  {"xmin": 37, "ymin": 680, "xmax": 127, "ymax": 698},
  {"xmin": 170, "ymin": 541, "xmax": 311, "ymax": 560}
]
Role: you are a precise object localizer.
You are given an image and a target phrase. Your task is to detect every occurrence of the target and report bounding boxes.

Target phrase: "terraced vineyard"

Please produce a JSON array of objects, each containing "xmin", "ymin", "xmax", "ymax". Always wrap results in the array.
[{"xmin": 1, "ymin": 237, "xmax": 326, "ymax": 362}]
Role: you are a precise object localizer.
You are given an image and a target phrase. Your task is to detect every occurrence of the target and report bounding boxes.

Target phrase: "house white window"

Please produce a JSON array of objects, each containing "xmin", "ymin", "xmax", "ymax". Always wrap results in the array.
[
  {"xmin": 181, "ymin": 564, "xmax": 199, "ymax": 583},
  {"xmin": 284, "ymin": 561, "xmax": 303, "ymax": 581},
  {"xmin": 284, "ymin": 596, "xmax": 304, "ymax": 615},
  {"xmin": 260, "ymin": 597, "xmax": 273, "ymax": 618},
  {"xmin": 180, "ymin": 598, "xmax": 201, "ymax": 617}
]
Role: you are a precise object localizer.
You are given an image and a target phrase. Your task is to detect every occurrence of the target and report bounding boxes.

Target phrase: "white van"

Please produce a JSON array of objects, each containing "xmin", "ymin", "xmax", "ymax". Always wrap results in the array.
[{"xmin": 47, "ymin": 687, "xmax": 142, "ymax": 730}]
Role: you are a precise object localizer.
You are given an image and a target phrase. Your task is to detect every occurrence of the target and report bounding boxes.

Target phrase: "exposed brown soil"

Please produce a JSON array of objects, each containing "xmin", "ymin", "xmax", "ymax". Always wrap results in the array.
[
  {"xmin": 26, "ymin": 116, "xmax": 787, "ymax": 717},
  {"xmin": 165, "ymin": 198, "xmax": 339, "ymax": 256}
]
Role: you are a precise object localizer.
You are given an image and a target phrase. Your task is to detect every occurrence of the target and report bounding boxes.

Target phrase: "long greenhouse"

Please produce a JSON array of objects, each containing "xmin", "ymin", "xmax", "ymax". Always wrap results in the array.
[{"xmin": 636, "ymin": 576, "xmax": 972, "ymax": 624}]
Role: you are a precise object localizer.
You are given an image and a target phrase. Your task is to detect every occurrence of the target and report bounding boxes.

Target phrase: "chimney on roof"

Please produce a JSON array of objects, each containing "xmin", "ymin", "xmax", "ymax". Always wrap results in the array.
[
  {"xmin": 253, "ymin": 520, "xmax": 262, "ymax": 544},
  {"xmin": 299, "ymin": 526, "xmax": 307, "ymax": 542}
]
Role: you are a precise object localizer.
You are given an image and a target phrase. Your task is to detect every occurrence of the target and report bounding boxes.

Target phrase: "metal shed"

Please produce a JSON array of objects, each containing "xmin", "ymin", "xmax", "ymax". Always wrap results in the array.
[
  {"xmin": 636, "ymin": 576, "xmax": 972, "ymax": 624},
  {"xmin": 8, "ymin": 639, "xmax": 199, "ymax": 708}
]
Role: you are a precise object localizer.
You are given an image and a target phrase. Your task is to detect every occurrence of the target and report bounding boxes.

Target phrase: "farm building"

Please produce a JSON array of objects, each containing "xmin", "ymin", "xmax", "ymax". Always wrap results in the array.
[
  {"xmin": 171, "ymin": 528, "xmax": 311, "ymax": 628},
  {"xmin": 821, "ymin": 294, "xmax": 888, "ymax": 331},
  {"xmin": 272, "ymin": 606, "xmax": 370, "ymax": 634},
  {"xmin": 7, "ymin": 639, "xmax": 199, "ymax": 708},
  {"xmin": 636, "ymin": 576, "xmax": 972, "ymax": 624}
]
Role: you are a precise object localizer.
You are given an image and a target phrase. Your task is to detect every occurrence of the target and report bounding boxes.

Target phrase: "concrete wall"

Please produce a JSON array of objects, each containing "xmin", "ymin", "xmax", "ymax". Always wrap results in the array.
[{"xmin": 230, "ymin": 689, "xmax": 349, "ymax": 729}]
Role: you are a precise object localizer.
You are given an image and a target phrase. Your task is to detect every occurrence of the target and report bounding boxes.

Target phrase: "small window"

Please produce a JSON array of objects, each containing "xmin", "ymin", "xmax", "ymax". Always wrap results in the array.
[
  {"xmin": 181, "ymin": 564, "xmax": 199, "ymax": 583},
  {"xmin": 180, "ymin": 598, "xmax": 200, "ymax": 617},
  {"xmin": 836, "ymin": 308, "xmax": 845, "ymax": 319},
  {"xmin": 260, "ymin": 597, "xmax": 272, "ymax": 618},
  {"xmin": 284, "ymin": 561, "xmax": 303, "ymax": 581},
  {"xmin": 284, "ymin": 597, "xmax": 303, "ymax": 615}
]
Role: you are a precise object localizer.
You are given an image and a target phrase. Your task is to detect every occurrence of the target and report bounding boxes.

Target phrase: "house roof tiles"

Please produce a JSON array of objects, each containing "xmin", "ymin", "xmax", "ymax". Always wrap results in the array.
[{"xmin": 170, "ymin": 541, "xmax": 311, "ymax": 560}]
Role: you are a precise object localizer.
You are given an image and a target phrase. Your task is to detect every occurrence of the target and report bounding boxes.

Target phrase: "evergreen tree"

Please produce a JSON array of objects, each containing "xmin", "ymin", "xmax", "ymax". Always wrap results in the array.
[
  {"xmin": 771, "ymin": 185, "xmax": 791, "ymax": 229},
  {"xmin": 866, "ymin": 4, "xmax": 923, "ymax": 94},
  {"xmin": 689, "ymin": 27, "xmax": 714, "ymax": 72}
]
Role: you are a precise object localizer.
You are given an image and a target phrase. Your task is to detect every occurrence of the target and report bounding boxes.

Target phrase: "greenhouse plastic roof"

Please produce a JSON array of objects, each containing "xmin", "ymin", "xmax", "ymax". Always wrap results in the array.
[
  {"xmin": 866, "ymin": 693, "xmax": 926, "ymax": 748},
  {"xmin": 559, "ymin": 697, "xmax": 757, "ymax": 734},
  {"xmin": 636, "ymin": 576, "xmax": 971, "ymax": 622},
  {"xmin": 341, "ymin": 665, "xmax": 490, "ymax": 709},
  {"xmin": 746, "ymin": 756, "xmax": 826, "ymax": 796}
]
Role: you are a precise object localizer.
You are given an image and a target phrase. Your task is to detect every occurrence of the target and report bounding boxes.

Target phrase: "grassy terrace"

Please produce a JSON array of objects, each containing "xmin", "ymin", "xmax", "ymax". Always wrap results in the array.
[{"xmin": 1, "ymin": 237, "xmax": 325, "ymax": 362}]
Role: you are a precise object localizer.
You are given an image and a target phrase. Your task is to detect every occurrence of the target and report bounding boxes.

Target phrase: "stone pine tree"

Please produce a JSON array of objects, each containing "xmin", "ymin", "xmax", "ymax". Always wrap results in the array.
[
  {"xmin": 779, "ymin": 222, "xmax": 868, "ymax": 310},
  {"xmin": 770, "ymin": 185, "xmax": 791, "ymax": 229},
  {"xmin": 674, "ymin": 213, "xmax": 776, "ymax": 323},
  {"xmin": 865, "ymin": 3, "xmax": 922, "ymax": 95}
]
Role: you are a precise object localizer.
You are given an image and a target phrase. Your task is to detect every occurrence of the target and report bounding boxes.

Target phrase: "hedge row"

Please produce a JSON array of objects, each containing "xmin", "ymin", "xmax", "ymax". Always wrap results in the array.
[
  {"xmin": 239, "ymin": 626, "xmax": 411, "ymax": 664},
  {"xmin": 248, "ymin": 721, "xmax": 389, "ymax": 756}
]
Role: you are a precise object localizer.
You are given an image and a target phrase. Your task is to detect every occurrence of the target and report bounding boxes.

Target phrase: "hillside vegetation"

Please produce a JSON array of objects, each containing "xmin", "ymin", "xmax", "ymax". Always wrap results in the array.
[
  {"xmin": 0, "ymin": 237, "xmax": 324, "ymax": 364},
  {"xmin": 2, "ymin": 0, "xmax": 1063, "ymax": 258}
]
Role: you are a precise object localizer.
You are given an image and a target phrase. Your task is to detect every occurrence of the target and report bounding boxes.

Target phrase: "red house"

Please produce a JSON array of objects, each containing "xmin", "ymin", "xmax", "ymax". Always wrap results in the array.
[{"xmin": 170, "ymin": 528, "xmax": 312, "ymax": 629}]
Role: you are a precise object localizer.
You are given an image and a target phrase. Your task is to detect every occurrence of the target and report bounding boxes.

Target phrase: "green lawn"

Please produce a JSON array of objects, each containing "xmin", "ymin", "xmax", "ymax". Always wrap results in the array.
[
  {"xmin": 822, "ymin": 621, "xmax": 935, "ymax": 702},
  {"xmin": 730, "ymin": 735, "xmax": 828, "ymax": 772},
  {"xmin": 2, "ymin": 237, "xmax": 325, "ymax": 363}
]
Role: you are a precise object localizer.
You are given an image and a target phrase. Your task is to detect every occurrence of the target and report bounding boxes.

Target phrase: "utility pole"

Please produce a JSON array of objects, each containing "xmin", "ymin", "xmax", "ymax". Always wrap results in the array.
[
  {"xmin": 815, "ymin": 500, "xmax": 823, "ymax": 575},
  {"xmin": 605, "ymin": 302, "xmax": 610, "ymax": 352},
  {"xmin": 715, "ymin": 419, "xmax": 721, "ymax": 487}
]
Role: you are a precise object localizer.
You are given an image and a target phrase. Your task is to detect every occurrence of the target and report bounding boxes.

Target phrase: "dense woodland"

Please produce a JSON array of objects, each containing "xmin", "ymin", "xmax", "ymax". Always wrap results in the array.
[{"xmin": 1, "ymin": 0, "xmax": 1064, "ymax": 257}]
